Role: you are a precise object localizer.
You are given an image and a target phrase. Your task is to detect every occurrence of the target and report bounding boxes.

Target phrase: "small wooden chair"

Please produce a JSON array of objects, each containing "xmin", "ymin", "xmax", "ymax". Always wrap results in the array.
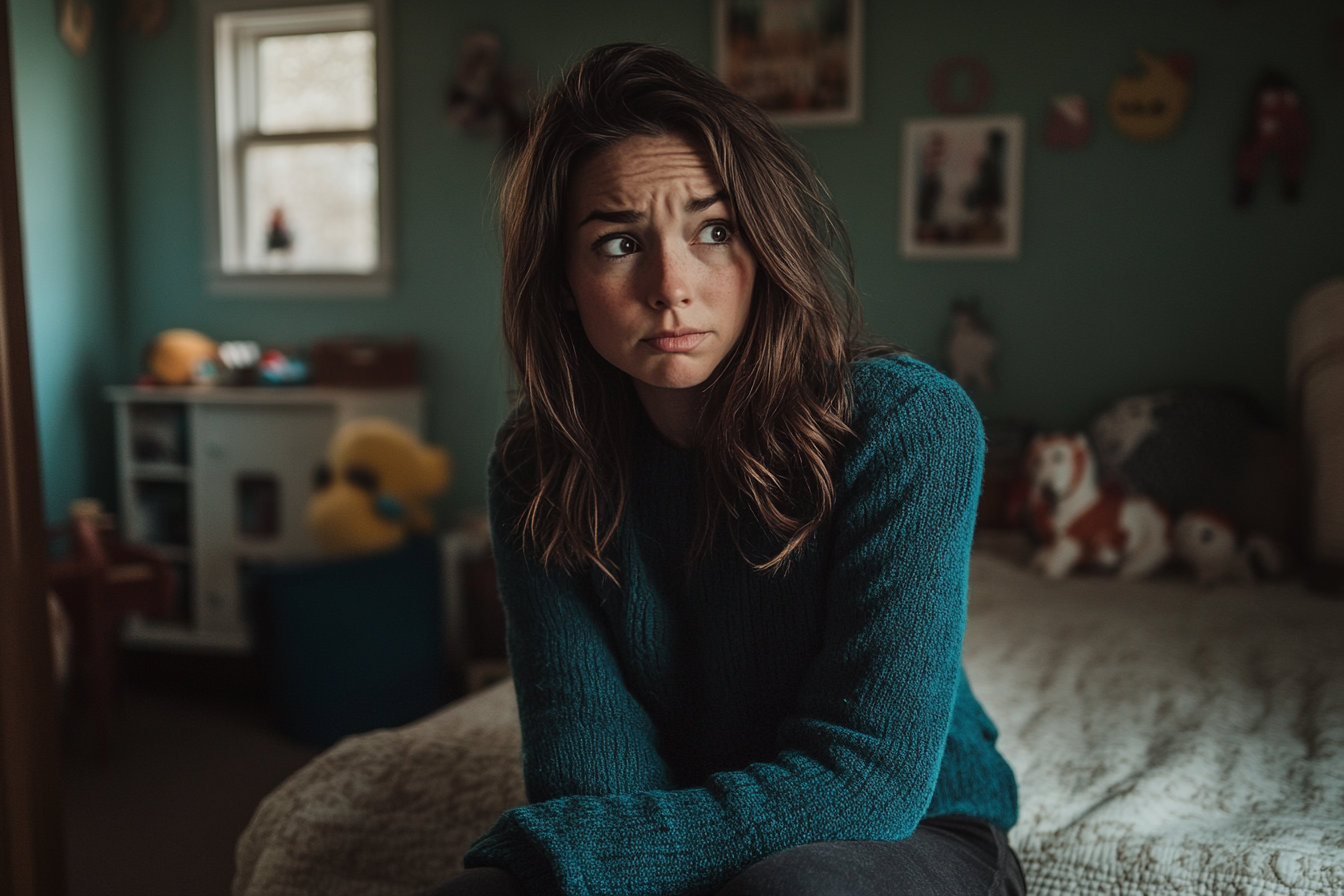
[{"xmin": 47, "ymin": 507, "xmax": 177, "ymax": 755}]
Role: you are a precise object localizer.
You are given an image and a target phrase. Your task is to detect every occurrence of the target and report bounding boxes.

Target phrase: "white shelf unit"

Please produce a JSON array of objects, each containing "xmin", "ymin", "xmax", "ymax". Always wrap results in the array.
[{"xmin": 107, "ymin": 385, "xmax": 424, "ymax": 653}]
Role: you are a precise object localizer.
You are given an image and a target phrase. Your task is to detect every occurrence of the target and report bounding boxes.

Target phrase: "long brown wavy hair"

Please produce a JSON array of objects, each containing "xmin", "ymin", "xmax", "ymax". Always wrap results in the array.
[{"xmin": 496, "ymin": 42, "xmax": 883, "ymax": 579}]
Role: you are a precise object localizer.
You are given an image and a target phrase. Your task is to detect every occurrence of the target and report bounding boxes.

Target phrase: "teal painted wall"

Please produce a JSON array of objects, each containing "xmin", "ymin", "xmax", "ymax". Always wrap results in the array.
[
  {"xmin": 11, "ymin": 0, "xmax": 121, "ymax": 524},
  {"xmin": 109, "ymin": 0, "xmax": 1344, "ymax": 519}
]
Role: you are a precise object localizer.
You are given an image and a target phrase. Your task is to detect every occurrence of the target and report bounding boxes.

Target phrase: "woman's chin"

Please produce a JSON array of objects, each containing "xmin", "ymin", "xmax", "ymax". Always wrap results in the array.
[
  {"xmin": 623, "ymin": 357, "xmax": 717, "ymax": 393},
  {"xmin": 633, "ymin": 369, "xmax": 713, "ymax": 393}
]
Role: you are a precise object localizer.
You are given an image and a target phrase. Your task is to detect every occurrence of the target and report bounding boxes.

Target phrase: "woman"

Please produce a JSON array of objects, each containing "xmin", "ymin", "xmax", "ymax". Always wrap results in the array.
[{"xmin": 437, "ymin": 42, "xmax": 1023, "ymax": 896}]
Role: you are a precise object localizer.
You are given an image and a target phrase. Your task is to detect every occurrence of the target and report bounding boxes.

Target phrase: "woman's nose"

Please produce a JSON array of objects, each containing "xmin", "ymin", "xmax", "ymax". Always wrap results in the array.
[{"xmin": 645, "ymin": 241, "xmax": 692, "ymax": 309}]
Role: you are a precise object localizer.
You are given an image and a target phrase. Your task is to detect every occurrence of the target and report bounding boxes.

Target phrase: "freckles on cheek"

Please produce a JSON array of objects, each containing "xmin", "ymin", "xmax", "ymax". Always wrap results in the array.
[{"xmin": 727, "ymin": 261, "xmax": 757, "ymax": 308}]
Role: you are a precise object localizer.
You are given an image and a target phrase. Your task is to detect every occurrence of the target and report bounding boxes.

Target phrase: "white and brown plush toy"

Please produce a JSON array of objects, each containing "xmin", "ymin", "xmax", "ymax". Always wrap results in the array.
[
  {"xmin": 1173, "ymin": 510, "xmax": 1285, "ymax": 587},
  {"xmin": 306, "ymin": 418, "xmax": 452, "ymax": 558},
  {"xmin": 1025, "ymin": 432, "xmax": 1171, "ymax": 580}
]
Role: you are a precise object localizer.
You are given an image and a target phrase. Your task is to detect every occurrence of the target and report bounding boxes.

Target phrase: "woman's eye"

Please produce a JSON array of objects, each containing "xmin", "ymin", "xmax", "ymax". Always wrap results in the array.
[
  {"xmin": 596, "ymin": 235, "xmax": 637, "ymax": 257},
  {"xmin": 697, "ymin": 223, "xmax": 731, "ymax": 244}
]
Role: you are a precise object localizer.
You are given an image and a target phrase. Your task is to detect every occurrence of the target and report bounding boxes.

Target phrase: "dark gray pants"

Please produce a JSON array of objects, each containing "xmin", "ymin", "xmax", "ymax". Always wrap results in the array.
[{"xmin": 434, "ymin": 815, "xmax": 1026, "ymax": 895}]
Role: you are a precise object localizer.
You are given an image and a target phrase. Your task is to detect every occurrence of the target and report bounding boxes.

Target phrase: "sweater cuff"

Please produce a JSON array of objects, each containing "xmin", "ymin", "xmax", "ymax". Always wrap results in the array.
[{"xmin": 463, "ymin": 811, "xmax": 558, "ymax": 896}]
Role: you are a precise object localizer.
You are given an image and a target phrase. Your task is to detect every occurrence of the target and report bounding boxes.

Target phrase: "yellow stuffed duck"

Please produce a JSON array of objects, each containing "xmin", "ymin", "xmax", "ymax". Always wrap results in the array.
[{"xmin": 306, "ymin": 418, "xmax": 451, "ymax": 557}]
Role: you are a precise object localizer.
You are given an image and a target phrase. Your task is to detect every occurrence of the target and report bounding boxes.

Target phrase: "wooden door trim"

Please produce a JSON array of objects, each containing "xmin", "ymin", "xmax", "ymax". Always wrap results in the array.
[{"xmin": 0, "ymin": 0, "xmax": 67, "ymax": 889}]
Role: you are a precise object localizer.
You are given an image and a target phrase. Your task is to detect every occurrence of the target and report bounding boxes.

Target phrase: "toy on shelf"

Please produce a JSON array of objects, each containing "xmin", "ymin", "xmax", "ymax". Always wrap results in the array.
[
  {"xmin": 306, "ymin": 418, "xmax": 451, "ymax": 558},
  {"xmin": 1173, "ymin": 510, "xmax": 1284, "ymax": 587},
  {"xmin": 218, "ymin": 340, "xmax": 261, "ymax": 376},
  {"xmin": 1024, "ymin": 432, "xmax": 1171, "ymax": 580},
  {"xmin": 257, "ymin": 347, "xmax": 309, "ymax": 386},
  {"xmin": 142, "ymin": 328, "xmax": 220, "ymax": 386},
  {"xmin": 141, "ymin": 331, "xmax": 273, "ymax": 386},
  {"xmin": 1233, "ymin": 69, "xmax": 1309, "ymax": 207}
]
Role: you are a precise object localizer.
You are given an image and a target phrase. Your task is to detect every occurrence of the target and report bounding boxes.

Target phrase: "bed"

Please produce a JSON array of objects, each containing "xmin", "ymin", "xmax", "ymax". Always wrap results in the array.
[{"xmin": 233, "ymin": 544, "xmax": 1344, "ymax": 896}]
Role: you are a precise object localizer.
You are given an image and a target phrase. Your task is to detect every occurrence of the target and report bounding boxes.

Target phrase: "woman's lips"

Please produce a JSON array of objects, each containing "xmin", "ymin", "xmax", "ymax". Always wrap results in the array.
[{"xmin": 642, "ymin": 331, "xmax": 708, "ymax": 352}]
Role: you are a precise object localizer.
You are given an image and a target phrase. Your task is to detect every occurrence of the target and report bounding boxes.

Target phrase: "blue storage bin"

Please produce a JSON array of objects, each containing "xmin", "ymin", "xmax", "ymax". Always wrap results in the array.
[{"xmin": 247, "ymin": 536, "xmax": 446, "ymax": 747}]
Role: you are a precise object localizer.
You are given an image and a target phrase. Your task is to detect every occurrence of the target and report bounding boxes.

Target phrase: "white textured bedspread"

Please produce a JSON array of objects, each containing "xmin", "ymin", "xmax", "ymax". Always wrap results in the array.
[
  {"xmin": 234, "ymin": 551, "xmax": 1344, "ymax": 896},
  {"xmin": 966, "ymin": 551, "xmax": 1344, "ymax": 896}
]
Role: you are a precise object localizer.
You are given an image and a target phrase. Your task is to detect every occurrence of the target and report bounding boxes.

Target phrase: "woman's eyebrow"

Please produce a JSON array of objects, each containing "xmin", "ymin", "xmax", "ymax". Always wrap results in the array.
[
  {"xmin": 576, "ymin": 192, "xmax": 728, "ymax": 228},
  {"xmin": 577, "ymin": 208, "xmax": 643, "ymax": 227},
  {"xmin": 686, "ymin": 191, "xmax": 728, "ymax": 214}
]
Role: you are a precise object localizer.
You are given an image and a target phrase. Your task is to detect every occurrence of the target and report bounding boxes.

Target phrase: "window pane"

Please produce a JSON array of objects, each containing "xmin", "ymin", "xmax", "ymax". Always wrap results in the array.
[
  {"xmin": 243, "ymin": 141, "xmax": 378, "ymax": 273},
  {"xmin": 258, "ymin": 31, "xmax": 375, "ymax": 133}
]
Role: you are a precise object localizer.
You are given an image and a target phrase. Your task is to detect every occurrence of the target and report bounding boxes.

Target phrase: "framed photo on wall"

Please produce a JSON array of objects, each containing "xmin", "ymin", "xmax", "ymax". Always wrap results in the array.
[
  {"xmin": 715, "ymin": 0, "xmax": 863, "ymax": 126},
  {"xmin": 900, "ymin": 115, "xmax": 1025, "ymax": 260}
]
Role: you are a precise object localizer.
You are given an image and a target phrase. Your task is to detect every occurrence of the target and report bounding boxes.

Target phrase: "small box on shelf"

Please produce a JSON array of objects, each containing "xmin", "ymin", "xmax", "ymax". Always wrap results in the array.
[{"xmin": 311, "ymin": 338, "xmax": 419, "ymax": 388}]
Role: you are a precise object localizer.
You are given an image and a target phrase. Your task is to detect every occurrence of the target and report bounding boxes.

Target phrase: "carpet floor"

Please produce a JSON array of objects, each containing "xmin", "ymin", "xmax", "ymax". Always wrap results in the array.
[{"xmin": 62, "ymin": 683, "xmax": 320, "ymax": 896}]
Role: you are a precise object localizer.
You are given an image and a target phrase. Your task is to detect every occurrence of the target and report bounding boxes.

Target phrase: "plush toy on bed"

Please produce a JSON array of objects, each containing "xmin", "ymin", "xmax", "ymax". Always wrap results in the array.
[
  {"xmin": 1172, "ymin": 510, "xmax": 1285, "ymax": 586},
  {"xmin": 306, "ymin": 418, "xmax": 452, "ymax": 558},
  {"xmin": 1087, "ymin": 388, "xmax": 1299, "ymax": 557},
  {"xmin": 1024, "ymin": 432, "xmax": 1171, "ymax": 580}
]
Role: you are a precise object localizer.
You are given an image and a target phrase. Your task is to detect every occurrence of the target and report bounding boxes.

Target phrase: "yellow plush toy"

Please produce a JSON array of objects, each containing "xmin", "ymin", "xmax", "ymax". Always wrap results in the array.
[
  {"xmin": 144, "ymin": 328, "xmax": 221, "ymax": 385},
  {"xmin": 306, "ymin": 418, "xmax": 452, "ymax": 557}
]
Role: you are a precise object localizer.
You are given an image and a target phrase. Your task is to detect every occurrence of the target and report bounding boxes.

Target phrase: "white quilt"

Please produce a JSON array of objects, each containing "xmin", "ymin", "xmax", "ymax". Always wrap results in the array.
[{"xmin": 234, "ymin": 551, "xmax": 1344, "ymax": 896}]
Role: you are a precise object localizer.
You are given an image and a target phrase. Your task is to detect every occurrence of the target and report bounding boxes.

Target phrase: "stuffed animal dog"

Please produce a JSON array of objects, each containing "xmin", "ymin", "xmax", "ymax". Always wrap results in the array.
[
  {"xmin": 306, "ymin": 418, "xmax": 451, "ymax": 558},
  {"xmin": 1025, "ymin": 432, "xmax": 1171, "ymax": 580}
]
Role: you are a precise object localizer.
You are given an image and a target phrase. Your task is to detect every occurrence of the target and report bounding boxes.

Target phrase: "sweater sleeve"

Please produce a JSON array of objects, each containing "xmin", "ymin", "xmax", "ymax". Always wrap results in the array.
[
  {"xmin": 483, "ymin": 452, "xmax": 676, "ymax": 805},
  {"xmin": 466, "ymin": 369, "xmax": 985, "ymax": 896}
]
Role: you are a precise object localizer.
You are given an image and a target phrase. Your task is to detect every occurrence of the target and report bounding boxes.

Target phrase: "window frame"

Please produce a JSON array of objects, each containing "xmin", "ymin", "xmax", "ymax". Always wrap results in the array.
[{"xmin": 198, "ymin": 0, "xmax": 394, "ymax": 297}]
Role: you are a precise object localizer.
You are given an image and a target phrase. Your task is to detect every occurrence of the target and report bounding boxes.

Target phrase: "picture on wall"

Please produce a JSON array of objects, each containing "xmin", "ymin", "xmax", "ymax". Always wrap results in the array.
[
  {"xmin": 715, "ymin": 0, "xmax": 863, "ymax": 125},
  {"xmin": 900, "ymin": 115, "xmax": 1024, "ymax": 260}
]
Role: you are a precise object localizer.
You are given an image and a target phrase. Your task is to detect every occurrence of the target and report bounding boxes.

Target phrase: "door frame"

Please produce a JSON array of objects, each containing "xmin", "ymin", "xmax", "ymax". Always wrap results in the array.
[{"xmin": 0, "ymin": 0, "xmax": 67, "ymax": 890}]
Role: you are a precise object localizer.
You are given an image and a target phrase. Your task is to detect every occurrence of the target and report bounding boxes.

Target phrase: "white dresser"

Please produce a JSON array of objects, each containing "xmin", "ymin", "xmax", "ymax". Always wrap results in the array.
[{"xmin": 106, "ymin": 385, "xmax": 423, "ymax": 652}]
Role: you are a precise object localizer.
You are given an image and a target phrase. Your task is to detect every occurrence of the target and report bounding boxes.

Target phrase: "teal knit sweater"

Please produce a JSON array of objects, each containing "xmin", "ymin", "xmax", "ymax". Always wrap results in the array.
[{"xmin": 465, "ymin": 356, "xmax": 1018, "ymax": 896}]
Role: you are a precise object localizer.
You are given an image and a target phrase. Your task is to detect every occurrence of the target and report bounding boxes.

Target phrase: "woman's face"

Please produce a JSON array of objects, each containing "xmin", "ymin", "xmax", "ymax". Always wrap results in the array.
[{"xmin": 564, "ymin": 133, "xmax": 756, "ymax": 404}]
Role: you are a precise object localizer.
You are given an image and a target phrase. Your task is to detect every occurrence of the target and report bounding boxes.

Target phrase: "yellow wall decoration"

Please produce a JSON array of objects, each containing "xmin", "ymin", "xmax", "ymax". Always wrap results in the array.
[{"xmin": 1108, "ymin": 50, "xmax": 1193, "ymax": 143}]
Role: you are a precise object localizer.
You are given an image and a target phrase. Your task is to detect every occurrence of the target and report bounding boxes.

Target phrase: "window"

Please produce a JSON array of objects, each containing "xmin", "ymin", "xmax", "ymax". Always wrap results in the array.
[{"xmin": 202, "ymin": 0, "xmax": 393, "ymax": 295}]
